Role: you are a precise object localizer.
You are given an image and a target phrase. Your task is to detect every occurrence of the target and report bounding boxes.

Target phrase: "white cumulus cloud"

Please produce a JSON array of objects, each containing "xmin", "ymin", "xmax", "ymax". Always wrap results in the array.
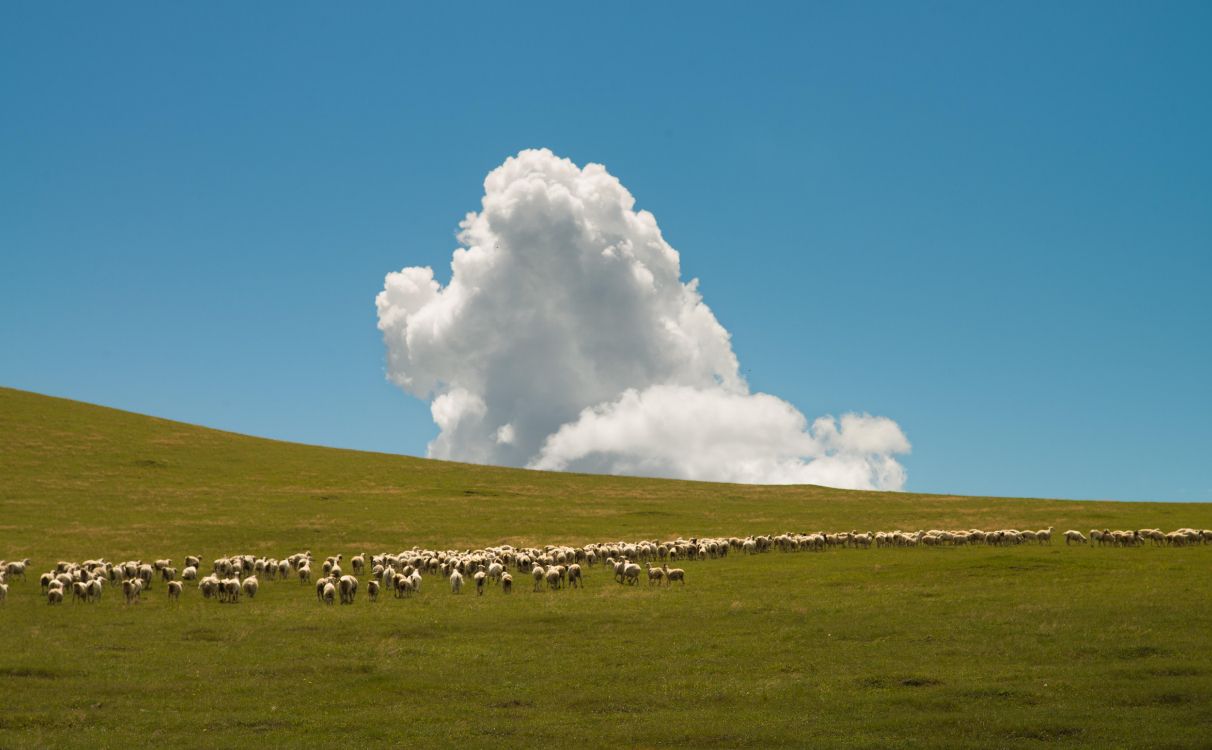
[{"xmin": 376, "ymin": 148, "xmax": 910, "ymax": 490}]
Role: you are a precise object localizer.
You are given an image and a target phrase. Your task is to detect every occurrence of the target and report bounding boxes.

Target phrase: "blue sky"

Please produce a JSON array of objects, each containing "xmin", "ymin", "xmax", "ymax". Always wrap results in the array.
[{"xmin": 2, "ymin": 2, "xmax": 1209, "ymax": 501}]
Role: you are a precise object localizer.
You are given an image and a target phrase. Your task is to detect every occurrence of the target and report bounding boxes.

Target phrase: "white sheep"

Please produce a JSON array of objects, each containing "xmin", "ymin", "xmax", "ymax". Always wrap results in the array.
[
  {"xmin": 0, "ymin": 582, "xmax": 6, "ymax": 604},
  {"xmin": 1064, "ymin": 530, "xmax": 1087, "ymax": 545},
  {"xmin": 322, "ymin": 582, "xmax": 336, "ymax": 605},
  {"xmin": 661, "ymin": 564, "xmax": 685, "ymax": 585},
  {"xmin": 47, "ymin": 588, "xmax": 63, "ymax": 605},
  {"xmin": 449, "ymin": 569, "xmax": 463, "ymax": 594},
  {"xmin": 501, "ymin": 572, "xmax": 513, "ymax": 594},
  {"xmin": 532, "ymin": 566, "xmax": 545, "ymax": 592},
  {"xmin": 367, "ymin": 580, "xmax": 380, "ymax": 602},
  {"xmin": 339, "ymin": 575, "xmax": 358, "ymax": 604},
  {"xmin": 621, "ymin": 561, "xmax": 641, "ymax": 586},
  {"xmin": 567, "ymin": 564, "xmax": 583, "ymax": 589},
  {"xmin": 167, "ymin": 581, "xmax": 182, "ymax": 601},
  {"xmin": 645, "ymin": 563, "xmax": 664, "ymax": 586},
  {"xmin": 242, "ymin": 576, "xmax": 259, "ymax": 600},
  {"xmin": 474, "ymin": 570, "xmax": 487, "ymax": 596}
]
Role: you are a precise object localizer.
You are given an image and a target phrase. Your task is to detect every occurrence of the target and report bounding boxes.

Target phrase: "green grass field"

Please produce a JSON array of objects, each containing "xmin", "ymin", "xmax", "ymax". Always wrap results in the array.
[{"xmin": 2, "ymin": 386, "xmax": 1210, "ymax": 748}]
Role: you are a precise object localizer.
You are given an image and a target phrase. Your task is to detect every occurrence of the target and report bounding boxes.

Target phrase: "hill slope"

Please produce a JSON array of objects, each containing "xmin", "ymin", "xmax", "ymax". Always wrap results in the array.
[
  {"xmin": 1, "ymin": 386, "xmax": 1210, "ymax": 749},
  {"xmin": 0, "ymin": 387, "xmax": 1202, "ymax": 557}
]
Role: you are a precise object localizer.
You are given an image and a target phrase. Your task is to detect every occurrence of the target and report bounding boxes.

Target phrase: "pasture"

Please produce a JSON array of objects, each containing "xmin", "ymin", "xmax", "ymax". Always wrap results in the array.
[{"xmin": 2, "ymin": 387, "xmax": 1211, "ymax": 748}]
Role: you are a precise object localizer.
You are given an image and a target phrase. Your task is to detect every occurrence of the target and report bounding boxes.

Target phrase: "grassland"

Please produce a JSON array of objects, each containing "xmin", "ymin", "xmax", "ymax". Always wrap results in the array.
[{"xmin": 1, "ymin": 386, "xmax": 1210, "ymax": 748}]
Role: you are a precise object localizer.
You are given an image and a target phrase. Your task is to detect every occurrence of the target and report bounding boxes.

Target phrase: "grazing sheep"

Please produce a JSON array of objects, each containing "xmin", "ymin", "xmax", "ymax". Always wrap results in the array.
[
  {"xmin": 367, "ymin": 580, "xmax": 380, "ymax": 602},
  {"xmin": 661, "ymin": 564, "xmax": 685, "ymax": 585},
  {"xmin": 242, "ymin": 576, "xmax": 259, "ymax": 600},
  {"xmin": 5, "ymin": 560, "xmax": 28, "ymax": 581},
  {"xmin": 501, "ymin": 572, "xmax": 513, "ymax": 594},
  {"xmin": 167, "ymin": 581, "xmax": 182, "ymax": 601},
  {"xmin": 1037, "ymin": 527, "xmax": 1054, "ymax": 545},
  {"xmin": 322, "ymin": 582, "xmax": 336, "ymax": 605},
  {"xmin": 1064, "ymin": 530, "xmax": 1087, "ymax": 545},
  {"xmin": 182, "ymin": 566, "xmax": 198, "ymax": 581},
  {"xmin": 449, "ymin": 570, "xmax": 464, "ymax": 594}
]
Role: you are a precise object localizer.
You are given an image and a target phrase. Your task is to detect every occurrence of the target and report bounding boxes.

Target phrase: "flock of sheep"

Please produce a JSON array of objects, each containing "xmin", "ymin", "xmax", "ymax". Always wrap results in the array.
[{"xmin": 1, "ymin": 525, "xmax": 1208, "ymax": 607}]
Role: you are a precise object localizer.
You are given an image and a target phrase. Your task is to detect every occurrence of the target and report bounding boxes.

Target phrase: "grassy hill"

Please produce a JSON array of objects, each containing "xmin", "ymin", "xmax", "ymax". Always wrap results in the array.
[{"xmin": 1, "ymin": 386, "xmax": 1210, "ymax": 748}]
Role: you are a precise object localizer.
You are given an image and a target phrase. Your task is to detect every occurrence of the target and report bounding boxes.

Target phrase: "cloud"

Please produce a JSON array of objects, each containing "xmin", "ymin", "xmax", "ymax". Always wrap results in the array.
[{"xmin": 376, "ymin": 148, "xmax": 910, "ymax": 489}]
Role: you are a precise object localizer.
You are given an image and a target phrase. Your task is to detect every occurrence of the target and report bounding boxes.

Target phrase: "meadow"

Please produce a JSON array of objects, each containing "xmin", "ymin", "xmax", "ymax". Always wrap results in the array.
[{"xmin": 1, "ymin": 386, "xmax": 1210, "ymax": 748}]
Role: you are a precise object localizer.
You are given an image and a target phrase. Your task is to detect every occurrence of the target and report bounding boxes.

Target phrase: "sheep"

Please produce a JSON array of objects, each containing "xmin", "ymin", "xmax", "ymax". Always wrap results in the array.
[
  {"xmin": 449, "ymin": 569, "xmax": 464, "ymax": 594},
  {"xmin": 646, "ymin": 563, "xmax": 664, "ymax": 586},
  {"xmin": 1064, "ymin": 530, "xmax": 1087, "ymax": 546},
  {"xmin": 222, "ymin": 578, "xmax": 240, "ymax": 604},
  {"xmin": 298, "ymin": 565, "xmax": 312, "ymax": 584},
  {"xmin": 0, "ymin": 582, "xmax": 6, "ymax": 604},
  {"xmin": 501, "ymin": 572, "xmax": 513, "ymax": 594},
  {"xmin": 122, "ymin": 579, "xmax": 140, "ymax": 604},
  {"xmin": 72, "ymin": 580, "xmax": 89, "ymax": 603},
  {"xmin": 167, "ymin": 581, "xmax": 182, "ymax": 601},
  {"xmin": 487, "ymin": 561, "xmax": 504, "ymax": 584},
  {"xmin": 545, "ymin": 567, "xmax": 562, "ymax": 591},
  {"xmin": 137, "ymin": 563, "xmax": 154, "ymax": 589},
  {"xmin": 200, "ymin": 576, "xmax": 219, "ymax": 599},
  {"xmin": 351, "ymin": 554, "xmax": 366, "ymax": 575},
  {"xmin": 661, "ymin": 564, "xmax": 685, "ymax": 585},
  {"xmin": 532, "ymin": 566, "xmax": 545, "ymax": 592},
  {"xmin": 242, "ymin": 576, "xmax": 259, "ymax": 600},
  {"xmin": 393, "ymin": 574, "xmax": 414, "ymax": 598},
  {"xmin": 567, "ymin": 564, "xmax": 583, "ymax": 589},
  {"xmin": 474, "ymin": 570, "xmax": 487, "ymax": 596},
  {"xmin": 39, "ymin": 572, "xmax": 53, "ymax": 593},
  {"xmin": 1037, "ymin": 527, "xmax": 1054, "ymax": 545},
  {"xmin": 339, "ymin": 575, "xmax": 358, "ymax": 604},
  {"xmin": 322, "ymin": 582, "xmax": 336, "ymax": 605},
  {"xmin": 367, "ymin": 580, "xmax": 380, "ymax": 602},
  {"xmin": 5, "ymin": 559, "xmax": 29, "ymax": 581},
  {"xmin": 47, "ymin": 588, "xmax": 63, "ymax": 605},
  {"xmin": 621, "ymin": 561, "xmax": 641, "ymax": 586}
]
